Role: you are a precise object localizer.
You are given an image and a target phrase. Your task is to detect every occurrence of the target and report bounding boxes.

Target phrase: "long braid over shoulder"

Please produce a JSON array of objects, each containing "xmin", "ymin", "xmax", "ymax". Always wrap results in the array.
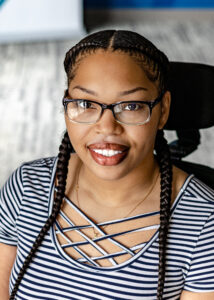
[
  {"xmin": 10, "ymin": 30, "xmax": 172, "ymax": 299},
  {"xmin": 9, "ymin": 132, "xmax": 72, "ymax": 300},
  {"xmin": 155, "ymin": 129, "xmax": 173, "ymax": 299}
]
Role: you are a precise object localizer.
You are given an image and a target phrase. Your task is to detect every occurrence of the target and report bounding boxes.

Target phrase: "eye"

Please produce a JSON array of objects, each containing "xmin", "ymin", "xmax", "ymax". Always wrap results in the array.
[
  {"xmin": 78, "ymin": 100, "xmax": 95, "ymax": 109},
  {"xmin": 123, "ymin": 102, "xmax": 141, "ymax": 111}
]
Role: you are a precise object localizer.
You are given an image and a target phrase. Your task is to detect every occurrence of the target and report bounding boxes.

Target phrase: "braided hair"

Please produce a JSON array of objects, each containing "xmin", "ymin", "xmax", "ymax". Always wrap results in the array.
[
  {"xmin": 10, "ymin": 30, "xmax": 172, "ymax": 299},
  {"xmin": 9, "ymin": 132, "xmax": 72, "ymax": 299},
  {"xmin": 155, "ymin": 130, "xmax": 172, "ymax": 299}
]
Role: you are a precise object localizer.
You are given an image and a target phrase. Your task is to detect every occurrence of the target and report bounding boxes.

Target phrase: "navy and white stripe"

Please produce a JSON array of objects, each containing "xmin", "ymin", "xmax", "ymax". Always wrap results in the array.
[{"xmin": 0, "ymin": 157, "xmax": 214, "ymax": 299}]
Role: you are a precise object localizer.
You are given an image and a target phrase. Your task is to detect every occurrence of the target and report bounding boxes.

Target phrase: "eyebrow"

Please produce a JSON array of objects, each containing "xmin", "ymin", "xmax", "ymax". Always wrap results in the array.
[
  {"xmin": 119, "ymin": 87, "xmax": 148, "ymax": 96},
  {"xmin": 72, "ymin": 85, "xmax": 148, "ymax": 97},
  {"xmin": 72, "ymin": 86, "xmax": 98, "ymax": 96}
]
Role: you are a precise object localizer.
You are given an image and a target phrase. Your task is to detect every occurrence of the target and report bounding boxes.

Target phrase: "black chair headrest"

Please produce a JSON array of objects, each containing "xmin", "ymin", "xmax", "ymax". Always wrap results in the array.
[{"xmin": 165, "ymin": 62, "xmax": 214, "ymax": 130}]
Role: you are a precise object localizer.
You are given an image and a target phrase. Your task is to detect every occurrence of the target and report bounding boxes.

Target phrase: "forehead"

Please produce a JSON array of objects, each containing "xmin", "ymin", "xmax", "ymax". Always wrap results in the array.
[{"xmin": 69, "ymin": 50, "xmax": 158, "ymax": 93}]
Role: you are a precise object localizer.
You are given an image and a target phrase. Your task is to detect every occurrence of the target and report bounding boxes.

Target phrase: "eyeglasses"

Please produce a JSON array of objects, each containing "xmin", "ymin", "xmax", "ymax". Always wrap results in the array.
[{"xmin": 62, "ymin": 93, "xmax": 163, "ymax": 126}]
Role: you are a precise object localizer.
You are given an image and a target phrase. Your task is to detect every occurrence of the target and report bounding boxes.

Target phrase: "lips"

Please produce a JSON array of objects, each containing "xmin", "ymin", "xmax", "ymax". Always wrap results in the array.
[{"xmin": 87, "ymin": 143, "xmax": 129, "ymax": 166}]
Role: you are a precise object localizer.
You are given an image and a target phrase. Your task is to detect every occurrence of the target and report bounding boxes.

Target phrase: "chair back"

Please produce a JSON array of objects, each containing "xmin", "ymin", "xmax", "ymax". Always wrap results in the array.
[{"xmin": 165, "ymin": 62, "xmax": 214, "ymax": 130}]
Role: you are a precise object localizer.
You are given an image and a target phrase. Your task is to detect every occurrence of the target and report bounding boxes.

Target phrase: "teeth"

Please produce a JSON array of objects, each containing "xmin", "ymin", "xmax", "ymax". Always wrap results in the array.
[{"xmin": 92, "ymin": 149, "xmax": 123, "ymax": 157}]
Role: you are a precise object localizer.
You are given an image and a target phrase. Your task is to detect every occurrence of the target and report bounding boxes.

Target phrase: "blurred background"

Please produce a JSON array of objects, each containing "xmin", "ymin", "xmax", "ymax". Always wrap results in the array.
[{"xmin": 0, "ymin": 0, "xmax": 214, "ymax": 186}]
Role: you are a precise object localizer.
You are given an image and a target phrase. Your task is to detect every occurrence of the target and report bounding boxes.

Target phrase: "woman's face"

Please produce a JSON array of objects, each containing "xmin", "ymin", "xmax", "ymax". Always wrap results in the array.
[{"xmin": 65, "ymin": 50, "xmax": 170, "ymax": 181}]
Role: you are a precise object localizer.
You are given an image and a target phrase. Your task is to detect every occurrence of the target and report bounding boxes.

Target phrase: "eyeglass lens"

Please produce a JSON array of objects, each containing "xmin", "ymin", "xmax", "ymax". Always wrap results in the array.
[{"xmin": 66, "ymin": 100, "xmax": 151, "ymax": 125}]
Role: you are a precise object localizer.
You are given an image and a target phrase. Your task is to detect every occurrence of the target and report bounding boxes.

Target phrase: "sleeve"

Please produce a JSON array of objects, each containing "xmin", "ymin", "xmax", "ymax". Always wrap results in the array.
[
  {"xmin": 183, "ymin": 210, "xmax": 214, "ymax": 292},
  {"xmin": 0, "ymin": 166, "xmax": 24, "ymax": 245}
]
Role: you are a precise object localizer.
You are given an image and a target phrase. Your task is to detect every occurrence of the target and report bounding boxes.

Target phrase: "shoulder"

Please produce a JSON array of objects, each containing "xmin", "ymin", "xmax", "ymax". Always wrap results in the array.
[
  {"xmin": 170, "ymin": 175, "xmax": 214, "ymax": 234},
  {"xmin": 172, "ymin": 165, "xmax": 214, "ymax": 207},
  {"xmin": 1, "ymin": 156, "xmax": 57, "ymax": 205},
  {"xmin": 180, "ymin": 178, "xmax": 214, "ymax": 294},
  {"xmin": 168, "ymin": 176, "xmax": 214, "ymax": 263},
  {"xmin": 1, "ymin": 156, "xmax": 57, "ymax": 188},
  {"xmin": 20, "ymin": 156, "xmax": 57, "ymax": 182},
  {"xmin": 184, "ymin": 176, "xmax": 214, "ymax": 204},
  {"xmin": 16, "ymin": 157, "xmax": 57, "ymax": 201},
  {"xmin": 174, "ymin": 175, "xmax": 214, "ymax": 216},
  {"xmin": 23, "ymin": 156, "xmax": 57, "ymax": 170}
]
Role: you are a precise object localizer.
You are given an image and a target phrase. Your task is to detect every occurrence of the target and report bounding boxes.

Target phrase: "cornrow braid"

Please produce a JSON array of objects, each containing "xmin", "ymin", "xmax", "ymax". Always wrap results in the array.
[
  {"xmin": 112, "ymin": 31, "xmax": 169, "ymax": 92},
  {"xmin": 9, "ymin": 132, "xmax": 72, "ymax": 300},
  {"xmin": 113, "ymin": 44, "xmax": 169, "ymax": 93},
  {"xmin": 155, "ymin": 129, "xmax": 173, "ymax": 299},
  {"xmin": 113, "ymin": 42, "xmax": 168, "ymax": 70},
  {"xmin": 64, "ymin": 41, "xmax": 107, "ymax": 84},
  {"xmin": 64, "ymin": 41, "xmax": 101, "ymax": 72},
  {"xmin": 63, "ymin": 30, "xmax": 169, "ymax": 93}
]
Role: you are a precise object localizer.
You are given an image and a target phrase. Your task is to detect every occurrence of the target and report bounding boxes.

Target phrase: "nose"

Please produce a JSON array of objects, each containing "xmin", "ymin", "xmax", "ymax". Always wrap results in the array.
[{"xmin": 95, "ymin": 108, "xmax": 123, "ymax": 135}]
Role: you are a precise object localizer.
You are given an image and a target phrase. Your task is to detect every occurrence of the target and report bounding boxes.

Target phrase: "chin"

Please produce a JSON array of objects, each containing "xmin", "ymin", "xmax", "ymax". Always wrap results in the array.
[{"xmin": 88, "ymin": 161, "xmax": 133, "ymax": 182}]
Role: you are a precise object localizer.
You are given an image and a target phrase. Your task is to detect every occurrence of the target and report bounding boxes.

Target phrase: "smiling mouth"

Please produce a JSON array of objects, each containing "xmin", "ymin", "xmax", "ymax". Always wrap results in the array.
[
  {"xmin": 92, "ymin": 149, "xmax": 123, "ymax": 157},
  {"xmin": 88, "ymin": 144, "xmax": 129, "ymax": 166}
]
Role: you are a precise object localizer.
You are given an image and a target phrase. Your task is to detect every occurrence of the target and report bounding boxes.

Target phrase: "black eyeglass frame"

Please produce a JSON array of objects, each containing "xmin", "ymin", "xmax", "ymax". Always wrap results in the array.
[{"xmin": 62, "ymin": 93, "xmax": 163, "ymax": 126}]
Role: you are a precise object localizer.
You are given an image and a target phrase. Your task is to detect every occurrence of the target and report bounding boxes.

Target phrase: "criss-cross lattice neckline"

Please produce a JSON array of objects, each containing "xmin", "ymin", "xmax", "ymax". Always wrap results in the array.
[{"xmin": 53, "ymin": 194, "xmax": 160, "ymax": 269}]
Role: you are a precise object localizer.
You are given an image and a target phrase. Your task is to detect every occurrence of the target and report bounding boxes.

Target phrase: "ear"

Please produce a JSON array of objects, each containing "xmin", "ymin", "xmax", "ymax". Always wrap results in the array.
[{"xmin": 158, "ymin": 91, "xmax": 171, "ymax": 129}]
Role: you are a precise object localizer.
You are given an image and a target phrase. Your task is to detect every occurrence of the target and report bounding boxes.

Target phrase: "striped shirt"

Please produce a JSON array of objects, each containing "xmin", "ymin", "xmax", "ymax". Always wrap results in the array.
[{"xmin": 0, "ymin": 156, "xmax": 214, "ymax": 300}]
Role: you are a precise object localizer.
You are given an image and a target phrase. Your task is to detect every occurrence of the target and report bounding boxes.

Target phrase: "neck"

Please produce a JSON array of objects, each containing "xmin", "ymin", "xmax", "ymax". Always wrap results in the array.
[{"xmin": 78, "ymin": 155, "xmax": 159, "ymax": 209}]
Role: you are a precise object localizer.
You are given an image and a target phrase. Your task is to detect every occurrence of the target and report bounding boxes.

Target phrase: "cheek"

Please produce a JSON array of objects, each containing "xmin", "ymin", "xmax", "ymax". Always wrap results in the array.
[
  {"xmin": 133, "ymin": 128, "xmax": 156, "ymax": 151},
  {"xmin": 126, "ymin": 122, "xmax": 159, "ymax": 164},
  {"xmin": 129, "ymin": 118, "xmax": 159, "ymax": 147},
  {"xmin": 65, "ymin": 119, "xmax": 89, "ymax": 151}
]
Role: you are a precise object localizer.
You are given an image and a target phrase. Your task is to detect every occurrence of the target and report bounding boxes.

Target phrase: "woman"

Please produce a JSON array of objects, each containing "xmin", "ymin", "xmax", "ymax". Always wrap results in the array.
[{"xmin": 0, "ymin": 30, "xmax": 214, "ymax": 300}]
